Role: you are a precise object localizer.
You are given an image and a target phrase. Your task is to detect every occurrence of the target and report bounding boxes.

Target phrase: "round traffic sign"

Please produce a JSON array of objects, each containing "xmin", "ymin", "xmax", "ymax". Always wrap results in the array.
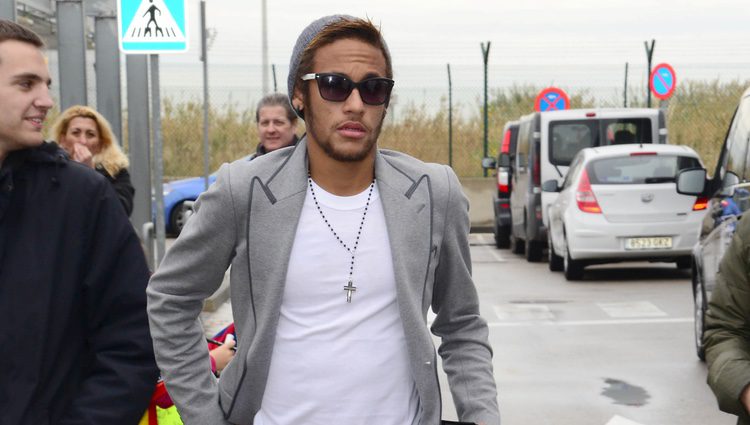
[
  {"xmin": 535, "ymin": 87, "xmax": 570, "ymax": 112},
  {"xmin": 650, "ymin": 63, "xmax": 677, "ymax": 100}
]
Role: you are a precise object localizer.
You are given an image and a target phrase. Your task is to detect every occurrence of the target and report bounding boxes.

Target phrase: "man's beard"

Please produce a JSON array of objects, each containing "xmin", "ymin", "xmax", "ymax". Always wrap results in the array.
[{"xmin": 304, "ymin": 100, "xmax": 385, "ymax": 162}]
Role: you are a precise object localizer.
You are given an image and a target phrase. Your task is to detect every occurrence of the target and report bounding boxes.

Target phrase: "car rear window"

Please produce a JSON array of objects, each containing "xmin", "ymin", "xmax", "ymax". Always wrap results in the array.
[
  {"xmin": 549, "ymin": 118, "xmax": 654, "ymax": 166},
  {"xmin": 588, "ymin": 154, "xmax": 701, "ymax": 185}
]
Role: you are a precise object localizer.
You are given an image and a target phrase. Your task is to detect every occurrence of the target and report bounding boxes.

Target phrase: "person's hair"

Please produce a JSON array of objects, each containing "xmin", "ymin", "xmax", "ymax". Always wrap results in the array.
[
  {"xmin": 295, "ymin": 18, "xmax": 393, "ymax": 99},
  {"xmin": 0, "ymin": 19, "xmax": 44, "ymax": 53},
  {"xmin": 51, "ymin": 105, "xmax": 129, "ymax": 176},
  {"xmin": 255, "ymin": 93, "xmax": 297, "ymax": 123}
]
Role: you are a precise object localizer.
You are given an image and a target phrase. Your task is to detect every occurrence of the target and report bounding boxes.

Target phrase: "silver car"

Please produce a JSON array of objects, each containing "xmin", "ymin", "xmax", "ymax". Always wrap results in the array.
[{"xmin": 543, "ymin": 143, "xmax": 707, "ymax": 281}]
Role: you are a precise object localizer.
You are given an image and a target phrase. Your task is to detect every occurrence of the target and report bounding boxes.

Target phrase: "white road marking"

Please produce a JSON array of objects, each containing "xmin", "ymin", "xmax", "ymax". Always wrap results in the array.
[
  {"xmin": 597, "ymin": 301, "xmax": 668, "ymax": 318},
  {"xmin": 494, "ymin": 304, "xmax": 556, "ymax": 321},
  {"xmin": 605, "ymin": 414, "xmax": 647, "ymax": 425},
  {"xmin": 488, "ymin": 317, "xmax": 692, "ymax": 328},
  {"xmin": 487, "ymin": 246, "xmax": 507, "ymax": 262}
]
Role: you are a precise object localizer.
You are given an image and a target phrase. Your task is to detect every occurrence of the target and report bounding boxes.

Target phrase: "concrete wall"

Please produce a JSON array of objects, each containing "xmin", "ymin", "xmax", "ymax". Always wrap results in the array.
[{"xmin": 459, "ymin": 177, "xmax": 495, "ymax": 232}]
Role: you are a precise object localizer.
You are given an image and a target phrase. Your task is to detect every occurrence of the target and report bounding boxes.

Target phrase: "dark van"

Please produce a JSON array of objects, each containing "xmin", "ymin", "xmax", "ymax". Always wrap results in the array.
[{"xmin": 482, "ymin": 121, "xmax": 520, "ymax": 248}]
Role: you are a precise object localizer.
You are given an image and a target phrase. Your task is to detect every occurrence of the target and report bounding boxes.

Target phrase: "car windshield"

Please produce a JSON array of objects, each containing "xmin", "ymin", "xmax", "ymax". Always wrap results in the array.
[
  {"xmin": 549, "ymin": 118, "xmax": 654, "ymax": 166},
  {"xmin": 587, "ymin": 154, "xmax": 702, "ymax": 185}
]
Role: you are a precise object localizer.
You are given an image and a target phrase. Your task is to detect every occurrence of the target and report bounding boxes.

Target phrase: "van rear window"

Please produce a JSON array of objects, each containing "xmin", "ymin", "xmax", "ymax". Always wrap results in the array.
[
  {"xmin": 588, "ymin": 155, "xmax": 701, "ymax": 185},
  {"xmin": 549, "ymin": 118, "xmax": 653, "ymax": 166}
]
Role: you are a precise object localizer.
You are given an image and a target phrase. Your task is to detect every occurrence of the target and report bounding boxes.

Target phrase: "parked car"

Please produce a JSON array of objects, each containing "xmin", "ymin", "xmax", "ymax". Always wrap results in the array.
[
  {"xmin": 163, "ymin": 155, "xmax": 253, "ymax": 235},
  {"xmin": 675, "ymin": 86, "xmax": 750, "ymax": 361},
  {"xmin": 509, "ymin": 108, "xmax": 669, "ymax": 262},
  {"xmin": 163, "ymin": 174, "xmax": 217, "ymax": 235},
  {"xmin": 482, "ymin": 120, "xmax": 520, "ymax": 248},
  {"xmin": 544, "ymin": 143, "xmax": 707, "ymax": 280}
]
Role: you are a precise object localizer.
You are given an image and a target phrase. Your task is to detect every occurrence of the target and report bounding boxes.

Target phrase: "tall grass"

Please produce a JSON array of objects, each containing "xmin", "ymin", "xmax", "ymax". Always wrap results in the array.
[{"xmin": 135, "ymin": 79, "xmax": 749, "ymax": 179}]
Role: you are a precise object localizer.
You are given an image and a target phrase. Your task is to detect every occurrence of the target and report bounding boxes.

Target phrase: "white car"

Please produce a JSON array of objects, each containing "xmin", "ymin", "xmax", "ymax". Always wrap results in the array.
[{"xmin": 543, "ymin": 144, "xmax": 708, "ymax": 280}]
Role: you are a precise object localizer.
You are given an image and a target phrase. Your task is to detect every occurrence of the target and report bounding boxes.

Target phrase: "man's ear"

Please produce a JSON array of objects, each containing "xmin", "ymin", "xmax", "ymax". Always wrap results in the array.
[{"xmin": 292, "ymin": 87, "xmax": 305, "ymax": 116}]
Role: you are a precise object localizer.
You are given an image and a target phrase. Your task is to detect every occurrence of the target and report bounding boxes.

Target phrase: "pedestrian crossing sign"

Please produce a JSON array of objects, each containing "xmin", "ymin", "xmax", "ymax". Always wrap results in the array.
[{"xmin": 117, "ymin": 0, "xmax": 188, "ymax": 54}]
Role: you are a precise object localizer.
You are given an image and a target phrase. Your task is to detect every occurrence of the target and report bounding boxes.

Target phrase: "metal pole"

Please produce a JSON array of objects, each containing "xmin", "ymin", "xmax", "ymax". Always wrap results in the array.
[
  {"xmin": 150, "ymin": 54, "xmax": 166, "ymax": 265},
  {"xmin": 56, "ymin": 0, "xmax": 87, "ymax": 109},
  {"xmin": 481, "ymin": 41, "xmax": 491, "ymax": 177},
  {"xmin": 126, "ymin": 55, "xmax": 152, "ymax": 264},
  {"xmin": 272, "ymin": 64, "xmax": 277, "ymax": 93},
  {"xmin": 261, "ymin": 0, "xmax": 269, "ymax": 94},
  {"xmin": 623, "ymin": 62, "xmax": 629, "ymax": 108},
  {"xmin": 94, "ymin": 15, "xmax": 122, "ymax": 143},
  {"xmin": 201, "ymin": 0, "xmax": 210, "ymax": 191},
  {"xmin": 447, "ymin": 63, "xmax": 453, "ymax": 167},
  {"xmin": 644, "ymin": 39, "xmax": 655, "ymax": 108},
  {"xmin": 0, "ymin": 0, "xmax": 16, "ymax": 20}
]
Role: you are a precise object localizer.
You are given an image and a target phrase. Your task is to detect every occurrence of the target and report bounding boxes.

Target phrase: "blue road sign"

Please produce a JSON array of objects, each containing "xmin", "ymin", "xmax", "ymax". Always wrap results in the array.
[
  {"xmin": 118, "ymin": 0, "xmax": 188, "ymax": 54},
  {"xmin": 650, "ymin": 63, "xmax": 676, "ymax": 100},
  {"xmin": 535, "ymin": 87, "xmax": 570, "ymax": 112}
]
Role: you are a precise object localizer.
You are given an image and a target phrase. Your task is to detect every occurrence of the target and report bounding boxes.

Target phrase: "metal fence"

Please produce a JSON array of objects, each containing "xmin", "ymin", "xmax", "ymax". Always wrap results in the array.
[{"xmin": 146, "ymin": 62, "xmax": 748, "ymax": 179}]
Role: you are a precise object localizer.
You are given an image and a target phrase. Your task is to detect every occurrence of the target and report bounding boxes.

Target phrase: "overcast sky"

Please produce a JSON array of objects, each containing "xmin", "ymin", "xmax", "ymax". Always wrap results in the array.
[{"xmin": 171, "ymin": 0, "xmax": 750, "ymax": 67}]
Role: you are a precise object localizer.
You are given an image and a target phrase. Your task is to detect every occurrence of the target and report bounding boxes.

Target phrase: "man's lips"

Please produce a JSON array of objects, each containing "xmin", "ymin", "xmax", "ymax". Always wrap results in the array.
[
  {"xmin": 25, "ymin": 116, "xmax": 45, "ymax": 129},
  {"xmin": 337, "ymin": 122, "xmax": 366, "ymax": 138}
]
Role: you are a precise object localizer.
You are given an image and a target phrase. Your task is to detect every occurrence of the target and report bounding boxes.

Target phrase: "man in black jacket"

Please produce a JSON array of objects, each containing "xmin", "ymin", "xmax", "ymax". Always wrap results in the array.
[{"xmin": 0, "ymin": 20, "xmax": 158, "ymax": 424}]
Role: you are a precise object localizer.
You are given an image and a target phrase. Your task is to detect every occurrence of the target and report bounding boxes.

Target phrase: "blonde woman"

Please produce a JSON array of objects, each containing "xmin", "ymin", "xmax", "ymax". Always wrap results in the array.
[{"xmin": 51, "ymin": 105, "xmax": 134, "ymax": 216}]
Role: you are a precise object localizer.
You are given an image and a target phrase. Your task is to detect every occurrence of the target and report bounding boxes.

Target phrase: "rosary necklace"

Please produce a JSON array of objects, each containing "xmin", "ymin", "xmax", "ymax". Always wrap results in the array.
[{"xmin": 308, "ymin": 173, "xmax": 375, "ymax": 303}]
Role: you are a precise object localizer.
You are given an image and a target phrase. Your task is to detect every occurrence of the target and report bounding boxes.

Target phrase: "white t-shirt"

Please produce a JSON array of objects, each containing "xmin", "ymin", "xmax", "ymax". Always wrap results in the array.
[{"xmin": 253, "ymin": 180, "xmax": 420, "ymax": 425}]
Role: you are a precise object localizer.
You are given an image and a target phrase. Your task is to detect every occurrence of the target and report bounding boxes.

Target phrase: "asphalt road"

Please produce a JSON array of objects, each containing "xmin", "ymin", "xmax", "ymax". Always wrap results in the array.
[
  {"xmin": 197, "ymin": 233, "xmax": 736, "ymax": 425},
  {"xmin": 435, "ymin": 234, "xmax": 735, "ymax": 425}
]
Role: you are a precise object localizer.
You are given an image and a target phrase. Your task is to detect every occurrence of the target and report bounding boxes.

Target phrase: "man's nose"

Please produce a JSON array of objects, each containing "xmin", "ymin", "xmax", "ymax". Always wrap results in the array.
[
  {"xmin": 343, "ymin": 88, "xmax": 365, "ymax": 114},
  {"xmin": 35, "ymin": 87, "xmax": 54, "ymax": 110}
]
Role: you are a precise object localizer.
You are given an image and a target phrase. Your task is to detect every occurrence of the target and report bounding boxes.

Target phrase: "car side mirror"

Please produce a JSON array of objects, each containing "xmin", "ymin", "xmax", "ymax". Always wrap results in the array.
[
  {"xmin": 541, "ymin": 179, "xmax": 560, "ymax": 192},
  {"xmin": 719, "ymin": 171, "xmax": 740, "ymax": 197},
  {"xmin": 676, "ymin": 168, "xmax": 707, "ymax": 196},
  {"xmin": 482, "ymin": 157, "xmax": 497, "ymax": 169}
]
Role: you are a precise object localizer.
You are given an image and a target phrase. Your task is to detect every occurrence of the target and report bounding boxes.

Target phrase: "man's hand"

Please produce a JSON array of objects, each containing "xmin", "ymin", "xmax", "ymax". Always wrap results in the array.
[{"xmin": 741, "ymin": 384, "xmax": 750, "ymax": 414}]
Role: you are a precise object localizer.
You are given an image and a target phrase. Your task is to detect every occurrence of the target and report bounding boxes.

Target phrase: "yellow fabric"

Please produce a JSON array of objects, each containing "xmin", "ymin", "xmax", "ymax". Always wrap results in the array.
[
  {"xmin": 138, "ymin": 411, "xmax": 151, "ymax": 425},
  {"xmin": 156, "ymin": 406, "xmax": 184, "ymax": 425},
  {"xmin": 138, "ymin": 405, "xmax": 183, "ymax": 425}
]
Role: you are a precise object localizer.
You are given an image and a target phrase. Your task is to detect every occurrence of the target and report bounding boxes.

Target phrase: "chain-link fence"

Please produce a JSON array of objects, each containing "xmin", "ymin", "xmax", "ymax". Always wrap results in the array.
[{"xmin": 129, "ymin": 62, "xmax": 749, "ymax": 179}]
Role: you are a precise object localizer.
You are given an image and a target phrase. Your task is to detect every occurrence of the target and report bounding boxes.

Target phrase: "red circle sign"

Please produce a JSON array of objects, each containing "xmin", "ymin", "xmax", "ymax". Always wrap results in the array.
[
  {"xmin": 650, "ymin": 63, "xmax": 677, "ymax": 100},
  {"xmin": 535, "ymin": 87, "xmax": 570, "ymax": 112}
]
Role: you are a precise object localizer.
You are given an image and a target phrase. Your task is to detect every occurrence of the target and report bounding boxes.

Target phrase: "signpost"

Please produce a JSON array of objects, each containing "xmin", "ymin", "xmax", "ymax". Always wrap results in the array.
[
  {"xmin": 649, "ymin": 63, "xmax": 676, "ymax": 101},
  {"xmin": 535, "ymin": 87, "xmax": 570, "ymax": 112},
  {"xmin": 117, "ymin": 0, "xmax": 188, "ymax": 53},
  {"xmin": 117, "ymin": 0, "xmax": 188, "ymax": 267}
]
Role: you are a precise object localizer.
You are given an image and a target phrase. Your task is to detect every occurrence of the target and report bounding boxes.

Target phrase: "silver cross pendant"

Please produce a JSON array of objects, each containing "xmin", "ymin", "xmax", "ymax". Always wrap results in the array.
[{"xmin": 344, "ymin": 280, "xmax": 357, "ymax": 303}]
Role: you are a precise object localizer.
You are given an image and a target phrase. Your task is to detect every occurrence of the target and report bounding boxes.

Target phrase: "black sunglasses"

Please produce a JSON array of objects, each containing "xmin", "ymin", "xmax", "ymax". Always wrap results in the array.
[{"xmin": 301, "ymin": 73, "xmax": 395, "ymax": 106}]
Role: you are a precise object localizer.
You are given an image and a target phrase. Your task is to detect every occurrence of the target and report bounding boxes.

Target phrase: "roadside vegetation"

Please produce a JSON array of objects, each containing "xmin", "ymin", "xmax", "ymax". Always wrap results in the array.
[{"xmin": 47, "ymin": 79, "xmax": 747, "ymax": 179}]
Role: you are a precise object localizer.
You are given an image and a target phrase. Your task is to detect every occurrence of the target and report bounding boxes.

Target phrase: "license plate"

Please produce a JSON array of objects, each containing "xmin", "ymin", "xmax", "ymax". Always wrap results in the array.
[{"xmin": 625, "ymin": 237, "xmax": 673, "ymax": 250}]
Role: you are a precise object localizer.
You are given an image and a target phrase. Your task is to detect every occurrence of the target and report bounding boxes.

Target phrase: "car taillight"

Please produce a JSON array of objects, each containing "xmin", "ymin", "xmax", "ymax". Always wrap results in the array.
[
  {"xmin": 501, "ymin": 129, "xmax": 511, "ymax": 154},
  {"xmin": 498, "ymin": 171, "xmax": 509, "ymax": 193},
  {"xmin": 576, "ymin": 169, "xmax": 602, "ymax": 214},
  {"xmin": 532, "ymin": 143, "xmax": 541, "ymax": 187},
  {"xmin": 693, "ymin": 197, "xmax": 709, "ymax": 211}
]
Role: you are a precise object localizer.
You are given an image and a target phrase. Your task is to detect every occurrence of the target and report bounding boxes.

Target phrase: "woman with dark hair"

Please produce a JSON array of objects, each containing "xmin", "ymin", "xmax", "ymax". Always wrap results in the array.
[{"xmin": 52, "ymin": 105, "xmax": 135, "ymax": 215}]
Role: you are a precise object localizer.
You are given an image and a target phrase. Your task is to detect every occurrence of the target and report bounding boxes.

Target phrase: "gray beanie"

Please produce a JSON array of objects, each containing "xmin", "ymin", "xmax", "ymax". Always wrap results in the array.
[{"xmin": 287, "ymin": 14, "xmax": 391, "ymax": 120}]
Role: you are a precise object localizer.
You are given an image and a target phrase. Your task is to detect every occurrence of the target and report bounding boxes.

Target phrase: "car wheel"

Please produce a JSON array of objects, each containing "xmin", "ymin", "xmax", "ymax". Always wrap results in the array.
[
  {"xmin": 495, "ymin": 224, "xmax": 511, "ymax": 249},
  {"xmin": 169, "ymin": 201, "xmax": 191, "ymax": 236},
  {"xmin": 676, "ymin": 256, "xmax": 692, "ymax": 270},
  {"xmin": 548, "ymin": 232, "xmax": 564, "ymax": 272},
  {"xmin": 526, "ymin": 238, "xmax": 543, "ymax": 262},
  {"xmin": 693, "ymin": 267, "xmax": 707, "ymax": 362},
  {"xmin": 563, "ymin": 236, "xmax": 584, "ymax": 281}
]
